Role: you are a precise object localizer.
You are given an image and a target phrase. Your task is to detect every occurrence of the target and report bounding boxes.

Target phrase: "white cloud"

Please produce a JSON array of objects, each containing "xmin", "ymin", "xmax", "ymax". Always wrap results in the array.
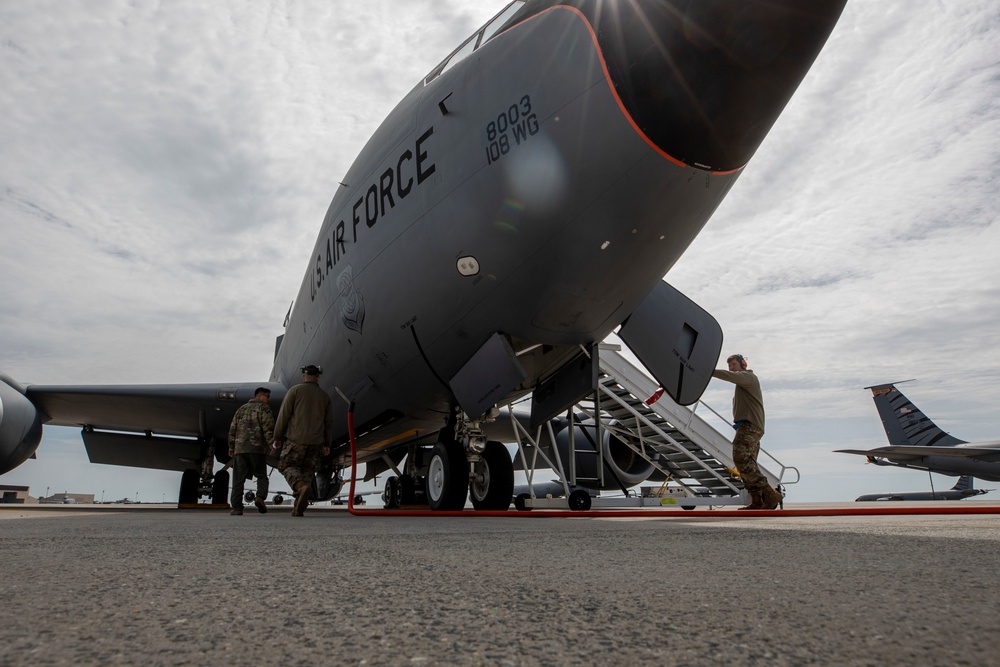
[{"xmin": 670, "ymin": 1, "xmax": 1000, "ymax": 432}]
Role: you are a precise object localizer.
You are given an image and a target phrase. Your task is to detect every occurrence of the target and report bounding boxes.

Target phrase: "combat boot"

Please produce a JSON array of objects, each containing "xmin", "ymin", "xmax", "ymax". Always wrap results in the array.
[
  {"xmin": 760, "ymin": 486, "xmax": 783, "ymax": 510},
  {"xmin": 292, "ymin": 482, "xmax": 311, "ymax": 516},
  {"xmin": 230, "ymin": 506, "xmax": 243, "ymax": 516},
  {"xmin": 738, "ymin": 490, "xmax": 764, "ymax": 510},
  {"xmin": 254, "ymin": 497, "xmax": 267, "ymax": 514}
]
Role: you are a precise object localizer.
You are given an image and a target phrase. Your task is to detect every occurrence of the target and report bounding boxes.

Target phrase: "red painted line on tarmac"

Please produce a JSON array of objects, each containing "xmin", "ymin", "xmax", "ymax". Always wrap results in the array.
[
  {"xmin": 346, "ymin": 505, "xmax": 1000, "ymax": 519},
  {"xmin": 346, "ymin": 506, "xmax": 1000, "ymax": 519},
  {"xmin": 345, "ymin": 410, "xmax": 1000, "ymax": 518}
]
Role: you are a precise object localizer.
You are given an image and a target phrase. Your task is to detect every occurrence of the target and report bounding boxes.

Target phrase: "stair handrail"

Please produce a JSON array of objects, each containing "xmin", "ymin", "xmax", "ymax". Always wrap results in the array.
[{"xmin": 598, "ymin": 346, "xmax": 793, "ymax": 487}]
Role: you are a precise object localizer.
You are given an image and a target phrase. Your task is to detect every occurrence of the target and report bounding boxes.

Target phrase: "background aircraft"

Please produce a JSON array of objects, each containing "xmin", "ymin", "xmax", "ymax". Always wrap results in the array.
[
  {"xmin": 838, "ymin": 382, "xmax": 1000, "ymax": 482},
  {"xmin": 855, "ymin": 475, "xmax": 990, "ymax": 502},
  {"xmin": 0, "ymin": 0, "xmax": 848, "ymax": 509}
]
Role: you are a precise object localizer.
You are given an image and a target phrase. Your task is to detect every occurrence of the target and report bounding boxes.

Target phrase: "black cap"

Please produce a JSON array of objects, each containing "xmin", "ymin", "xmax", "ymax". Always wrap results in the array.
[{"xmin": 300, "ymin": 364, "xmax": 322, "ymax": 376}]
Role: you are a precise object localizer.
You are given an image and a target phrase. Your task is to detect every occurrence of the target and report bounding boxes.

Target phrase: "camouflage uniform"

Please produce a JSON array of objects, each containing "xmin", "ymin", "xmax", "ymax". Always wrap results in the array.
[
  {"xmin": 273, "ymin": 381, "xmax": 334, "ymax": 500},
  {"xmin": 227, "ymin": 397, "xmax": 274, "ymax": 509},
  {"xmin": 712, "ymin": 368, "xmax": 771, "ymax": 497},
  {"xmin": 732, "ymin": 422, "xmax": 768, "ymax": 496},
  {"xmin": 277, "ymin": 439, "xmax": 322, "ymax": 491}
]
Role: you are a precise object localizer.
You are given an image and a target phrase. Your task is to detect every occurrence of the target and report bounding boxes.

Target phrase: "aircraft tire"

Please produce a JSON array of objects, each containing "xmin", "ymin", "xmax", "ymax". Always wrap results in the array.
[
  {"xmin": 212, "ymin": 470, "xmax": 230, "ymax": 505},
  {"xmin": 179, "ymin": 469, "xmax": 199, "ymax": 505},
  {"xmin": 244, "ymin": 491, "xmax": 255, "ymax": 503},
  {"xmin": 470, "ymin": 441, "xmax": 514, "ymax": 511},
  {"xmin": 383, "ymin": 476, "xmax": 401, "ymax": 509},
  {"xmin": 272, "ymin": 494, "xmax": 284, "ymax": 506},
  {"xmin": 426, "ymin": 441, "xmax": 468, "ymax": 510},
  {"xmin": 568, "ymin": 489, "xmax": 592, "ymax": 511},
  {"xmin": 399, "ymin": 474, "xmax": 416, "ymax": 505}
]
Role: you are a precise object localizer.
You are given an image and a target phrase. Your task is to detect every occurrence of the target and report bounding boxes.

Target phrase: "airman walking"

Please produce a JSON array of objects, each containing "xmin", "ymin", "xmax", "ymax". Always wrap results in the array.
[
  {"xmin": 272, "ymin": 365, "xmax": 333, "ymax": 517},
  {"xmin": 227, "ymin": 386, "xmax": 274, "ymax": 515}
]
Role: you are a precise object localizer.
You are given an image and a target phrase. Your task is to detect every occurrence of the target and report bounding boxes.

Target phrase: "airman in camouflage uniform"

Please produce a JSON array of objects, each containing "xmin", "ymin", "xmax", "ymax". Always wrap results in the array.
[
  {"xmin": 272, "ymin": 365, "xmax": 333, "ymax": 517},
  {"xmin": 227, "ymin": 387, "xmax": 275, "ymax": 515},
  {"xmin": 712, "ymin": 354, "xmax": 783, "ymax": 510}
]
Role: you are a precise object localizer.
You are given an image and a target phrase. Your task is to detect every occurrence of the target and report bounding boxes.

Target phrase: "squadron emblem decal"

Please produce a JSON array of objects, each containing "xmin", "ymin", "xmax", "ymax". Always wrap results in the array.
[{"xmin": 337, "ymin": 265, "xmax": 365, "ymax": 334}]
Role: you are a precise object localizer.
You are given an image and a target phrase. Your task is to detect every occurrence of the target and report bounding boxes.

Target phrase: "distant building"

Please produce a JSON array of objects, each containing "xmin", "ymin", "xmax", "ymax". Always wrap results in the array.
[{"xmin": 1, "ymin": 485, "xmax": 32, "ymax": 504}]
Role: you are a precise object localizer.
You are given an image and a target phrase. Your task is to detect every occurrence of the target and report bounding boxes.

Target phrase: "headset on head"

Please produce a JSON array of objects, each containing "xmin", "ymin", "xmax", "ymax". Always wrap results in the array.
[{"xmin": 728, "ymin": 354, "xmax": 748, "ymax": 370}]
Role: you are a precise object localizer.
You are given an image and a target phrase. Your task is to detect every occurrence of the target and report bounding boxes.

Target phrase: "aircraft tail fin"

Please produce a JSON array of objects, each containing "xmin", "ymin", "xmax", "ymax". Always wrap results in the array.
[
  {"xmin": 951, "ymin": 475, "xmax": 975, "ymax": 492},
  {"xmin": 865, "ymin": 381, "xmax": 965, "ymax": 448}
]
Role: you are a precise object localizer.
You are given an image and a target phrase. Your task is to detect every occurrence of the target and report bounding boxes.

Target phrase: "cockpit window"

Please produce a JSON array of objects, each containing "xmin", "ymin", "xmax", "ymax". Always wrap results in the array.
[
  {"xmin": 440, "ymin": 34, "xmax": 478, "ymax": 77},
  {"xmin": 424, "ymin": 1, "xmax": 526, "ymax": 85},
  {"xmin": 480, "ymin": 1, "xmax": 526, "ymax": 46}
]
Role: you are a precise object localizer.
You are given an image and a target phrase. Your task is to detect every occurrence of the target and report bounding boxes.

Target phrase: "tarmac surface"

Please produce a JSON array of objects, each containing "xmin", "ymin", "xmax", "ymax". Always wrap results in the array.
[{"xmin": 1, "ymin": 501, "xmax": 999, "ymax": 666}]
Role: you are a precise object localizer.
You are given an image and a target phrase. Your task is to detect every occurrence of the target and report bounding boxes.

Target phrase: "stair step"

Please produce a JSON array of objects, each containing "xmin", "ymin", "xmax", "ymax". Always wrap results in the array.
[{"xmin": 533, "ymin": 347, "xmax": 786, "ymax": 500}]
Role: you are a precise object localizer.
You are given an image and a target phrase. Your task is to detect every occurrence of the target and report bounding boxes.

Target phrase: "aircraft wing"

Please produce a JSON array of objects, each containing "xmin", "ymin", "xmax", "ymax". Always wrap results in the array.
[
  {"xmin": 836, "ymin": 446, "xmax": 1000, "ymax": 462},
  {"xmin": 22, "ymin": 382, "xmax": 286, "ymax": 472}
]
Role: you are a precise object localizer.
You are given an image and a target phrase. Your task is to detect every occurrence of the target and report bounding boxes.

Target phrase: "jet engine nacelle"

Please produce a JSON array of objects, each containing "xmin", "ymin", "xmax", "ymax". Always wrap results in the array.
[
  {"xmin": 553, "ymin": 422, "xmax": 653, "ymax": 489},
  {"xmin": 0, "ymin": 377, "xmax": 43, "ymax": 475},
  {"xmin": 311, "ymin": 464, "xmax": 344, "ymax": 502}
]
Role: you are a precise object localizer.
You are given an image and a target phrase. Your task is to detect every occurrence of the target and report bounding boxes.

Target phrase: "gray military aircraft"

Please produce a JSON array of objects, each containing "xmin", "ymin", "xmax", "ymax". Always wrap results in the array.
[
  {"xmin": 838, "ymin": 381, "xmax": 1000, "ymax": 483},
  {"xmin": 855, "ymin": 475, "xmax": 991, "ymax": 502},
  {"xmin": 0, "ymin": 0, "xmax": 848, "ymax": 509}
]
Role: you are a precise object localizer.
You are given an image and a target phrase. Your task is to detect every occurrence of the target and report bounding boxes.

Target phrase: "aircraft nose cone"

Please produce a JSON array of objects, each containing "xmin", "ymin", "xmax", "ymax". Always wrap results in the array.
[{"xmin": 592, "ymin": 0, "xmax": 847, "ymax": 171}]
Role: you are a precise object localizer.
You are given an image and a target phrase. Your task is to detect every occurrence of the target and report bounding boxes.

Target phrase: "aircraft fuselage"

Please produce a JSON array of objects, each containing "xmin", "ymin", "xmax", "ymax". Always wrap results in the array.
[{"xmin": 271, "ymin": 1, "xmax": 846, "ymax": 464}]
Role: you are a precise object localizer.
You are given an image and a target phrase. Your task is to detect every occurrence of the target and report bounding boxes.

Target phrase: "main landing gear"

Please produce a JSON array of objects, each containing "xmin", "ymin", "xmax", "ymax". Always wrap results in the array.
[
  {"xmin": 178, "ymin": 467, "xmax": 229, "ymax": 505},
  {"xmin": 178, "ymin": 440, "xmax": 230, "ymax": 506},
  {"xmin": 383, "ymin": 410, "xmax": 515, "ymax": 511}
]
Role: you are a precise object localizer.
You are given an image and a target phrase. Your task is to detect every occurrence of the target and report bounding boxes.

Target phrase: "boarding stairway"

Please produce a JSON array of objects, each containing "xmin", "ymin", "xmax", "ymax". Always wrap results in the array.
[{"xmin": 516, "ymin": 344, "xmax": 797, "ymax": 508}]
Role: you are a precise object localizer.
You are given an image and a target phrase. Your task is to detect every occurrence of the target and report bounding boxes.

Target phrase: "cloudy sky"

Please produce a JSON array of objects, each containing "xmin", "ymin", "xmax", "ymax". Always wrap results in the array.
[{"xmin": 1, "ymin": 1, "xmax": 997, "ymax": 504}]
